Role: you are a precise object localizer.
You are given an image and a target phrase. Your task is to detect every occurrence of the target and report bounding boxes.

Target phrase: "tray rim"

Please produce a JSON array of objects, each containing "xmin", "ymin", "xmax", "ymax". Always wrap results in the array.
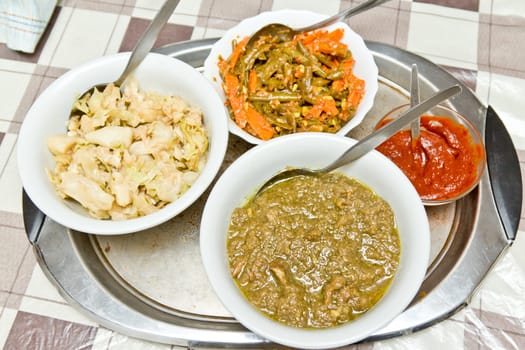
[{"xmin": 22, "ymin": 37, "xmax": 513, "ymax": 348}]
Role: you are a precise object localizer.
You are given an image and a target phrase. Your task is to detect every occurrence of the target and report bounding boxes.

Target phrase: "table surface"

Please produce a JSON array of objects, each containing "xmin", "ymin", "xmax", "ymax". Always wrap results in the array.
[{"xmin": 1, "ymin": 0, "xmax": 525, "ymax": 349}]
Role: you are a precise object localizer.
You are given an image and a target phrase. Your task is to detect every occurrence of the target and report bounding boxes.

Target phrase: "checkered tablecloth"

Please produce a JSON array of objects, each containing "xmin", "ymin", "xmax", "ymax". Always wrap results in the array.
[{"xmin": 1, "ymin": 0, "xmax": 524, "ymax": 349}]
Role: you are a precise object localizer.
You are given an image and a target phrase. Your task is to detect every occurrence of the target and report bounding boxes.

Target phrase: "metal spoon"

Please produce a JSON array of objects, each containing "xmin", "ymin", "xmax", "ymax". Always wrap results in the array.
[
  {"xmin": 246, "ymin": 0, "xmax": 391, "ymax": 50},
  {"xmin": 75, "ymin": 0, "xmax": 179, "ymax": 100},
  {"xmin": 410, "ymin": 64, "xmax": 421, "ymax": 142},
  {"xmin": 255, "ymin": 84, "xmax": 462, "ymax": 196}
]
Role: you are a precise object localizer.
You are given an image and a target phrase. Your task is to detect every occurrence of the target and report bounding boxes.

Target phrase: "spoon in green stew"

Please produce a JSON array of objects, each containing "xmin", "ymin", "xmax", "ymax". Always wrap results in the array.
[
  {"xmin": 246, "ymin": 0, "xmax": 391, "ymax": 50},
  {"xmin": 255, "ymin": 84, "xmax": 462, "ymax": 196}
]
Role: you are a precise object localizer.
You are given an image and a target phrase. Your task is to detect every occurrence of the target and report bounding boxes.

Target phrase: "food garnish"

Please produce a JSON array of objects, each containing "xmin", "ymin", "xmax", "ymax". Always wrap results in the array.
[
  {"xmin": 46, "ymin": 78, "xmax": 209, "ymax": 220},
  {"xmin": 218, "ymin": 28, "xmax": 365, "ymax": 140}
]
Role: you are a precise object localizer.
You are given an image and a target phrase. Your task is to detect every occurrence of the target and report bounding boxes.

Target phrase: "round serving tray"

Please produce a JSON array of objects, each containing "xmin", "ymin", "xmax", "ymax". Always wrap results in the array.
[{"xmin": 23, "ymin": 38, "xmax": 519, "ymax": 348}]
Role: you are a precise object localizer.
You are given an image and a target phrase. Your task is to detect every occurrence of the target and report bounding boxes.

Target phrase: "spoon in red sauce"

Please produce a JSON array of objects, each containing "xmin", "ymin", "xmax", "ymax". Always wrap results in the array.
[
  {"xmin": 409, "ymin": 64, "xmax": 421, "ymax": 144},
  {"xmin": 376, "ymin": 104, "xmax": 486, "ymax": 204}
]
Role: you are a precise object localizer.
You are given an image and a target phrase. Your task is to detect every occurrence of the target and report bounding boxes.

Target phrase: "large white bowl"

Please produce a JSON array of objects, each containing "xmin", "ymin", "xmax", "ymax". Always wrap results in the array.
[
  {"xmin": 200, "ymin": 133, "xmax": 430, "ymax": 349},
  {"xmin": 18, "ymin": 52, "xmax": 229, "ymax": 235},
  {"xmin": 203, "ymin": 9, "xmax": 379, "ymax": 144}
]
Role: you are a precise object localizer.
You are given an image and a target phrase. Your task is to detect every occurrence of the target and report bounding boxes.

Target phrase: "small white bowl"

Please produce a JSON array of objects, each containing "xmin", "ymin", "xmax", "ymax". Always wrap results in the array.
[
  {"xmin": 18, "ymin": 52, "xmax": 229, "ymax": 235},
  {"xmin": 203, "ymin": 9, "xmax": 379, "ymax": 144},
  {"xmin": 200, "ymin": 133, "xmax": 430, "ymax": 349}
]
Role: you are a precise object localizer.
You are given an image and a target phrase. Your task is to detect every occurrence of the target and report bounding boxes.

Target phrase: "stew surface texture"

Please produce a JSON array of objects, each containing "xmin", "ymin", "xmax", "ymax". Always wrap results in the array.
[{"xmin": 226, "ymin": 172, "xmax": 400, "ymax": 328}]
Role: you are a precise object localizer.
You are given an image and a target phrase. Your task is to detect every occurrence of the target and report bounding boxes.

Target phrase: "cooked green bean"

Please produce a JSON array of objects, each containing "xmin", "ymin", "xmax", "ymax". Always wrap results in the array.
[{"xmin": 248, "ymin": 92, "xmax": 301, "ymax": 102}]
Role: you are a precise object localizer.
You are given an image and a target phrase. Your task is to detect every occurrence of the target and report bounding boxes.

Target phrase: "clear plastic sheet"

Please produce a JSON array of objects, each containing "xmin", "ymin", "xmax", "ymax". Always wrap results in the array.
[
  {"xmin": 4, "ymin": 242, "xmax": 525, "ymax": 350},
  {"xmin": 368, "ymin": 233, "xmax": 525, "ymax": 350}
]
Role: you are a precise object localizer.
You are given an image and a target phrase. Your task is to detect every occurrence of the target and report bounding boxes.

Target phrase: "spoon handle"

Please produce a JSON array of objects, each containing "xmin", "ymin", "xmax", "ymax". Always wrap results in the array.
[
  {"xmin": 321, "ymin": 84, "xmax": 462, "ymax": 173},
  {"xmin": 115, "ymin": 0, "xmax": 180, "ymax": 86},
  {"xmin": 297, "ymin": 0, "xmax": 391, "ymax": 33},
  {"xmin": 410, "ymin": 64, "xmax": 421, "ymax": 140}
]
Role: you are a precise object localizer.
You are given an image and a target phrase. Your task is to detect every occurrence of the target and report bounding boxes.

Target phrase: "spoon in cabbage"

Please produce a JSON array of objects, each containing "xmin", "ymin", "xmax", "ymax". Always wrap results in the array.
[
  {"xmin": 255, "ymin": 84, "xmax": 462, "ymax": 196},
  {"xmin": 74, "ymin": 0, "xmax": 179, "ymax": 103},
  {"xmin": 245, "ymin": 0, "xmax": 390, "ymax": 50}
]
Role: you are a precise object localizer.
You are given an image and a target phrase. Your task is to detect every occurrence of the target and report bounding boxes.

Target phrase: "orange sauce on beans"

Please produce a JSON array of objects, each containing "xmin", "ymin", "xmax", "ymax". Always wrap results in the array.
[{"xmin": 377, "ymin": 115, "xmax": 484, "ymax": 201}]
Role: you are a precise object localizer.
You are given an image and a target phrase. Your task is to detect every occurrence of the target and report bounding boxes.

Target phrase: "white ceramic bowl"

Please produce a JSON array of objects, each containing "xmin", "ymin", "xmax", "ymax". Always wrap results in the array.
[
  {"xmin": 200, "ymin": 133, "xmax": 430, "ymax": 349},
  {"xmin": 203, "ymin": 9, "xmax": 379, "ymax": 144},
  {"xmin": 18, "ymin": 52, "xmax": 229, "ymax": 235}
]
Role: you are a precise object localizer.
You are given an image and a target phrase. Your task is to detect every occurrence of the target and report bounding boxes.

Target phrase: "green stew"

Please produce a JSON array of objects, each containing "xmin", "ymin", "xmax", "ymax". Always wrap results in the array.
[{"xmin": 227, "ymin": 172, "xmax": 400, "ymax": 328}]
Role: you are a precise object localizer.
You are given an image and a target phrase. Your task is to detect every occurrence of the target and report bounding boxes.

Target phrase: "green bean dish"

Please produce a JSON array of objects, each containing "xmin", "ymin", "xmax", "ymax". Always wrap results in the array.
[{"xmin": 218, "ymin": 28, "xmax": 366, "ymax": 140}]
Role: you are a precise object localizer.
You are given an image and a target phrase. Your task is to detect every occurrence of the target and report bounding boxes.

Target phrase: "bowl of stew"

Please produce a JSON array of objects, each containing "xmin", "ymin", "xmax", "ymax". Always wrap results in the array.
[
  {"xmin": 376, "ymin": 104, "xmax": 486, "ymax": 205},
  {"xmin": 203, "ymin": 9, "xmax": 379, "ymax": 144},
  {"xmin": 200, "ymin": 133, "xmax": 430, "ymax": 349}
]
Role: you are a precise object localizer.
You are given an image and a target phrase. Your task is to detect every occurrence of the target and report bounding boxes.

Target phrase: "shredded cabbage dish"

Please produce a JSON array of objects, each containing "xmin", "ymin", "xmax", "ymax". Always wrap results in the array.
[
  {"xmin": 46, "ymin": 78, "xmax": 209, "ymax": 220},
  {"xmin": 218, "ymin": 28, "xmax": 365, "ymax": 140}
]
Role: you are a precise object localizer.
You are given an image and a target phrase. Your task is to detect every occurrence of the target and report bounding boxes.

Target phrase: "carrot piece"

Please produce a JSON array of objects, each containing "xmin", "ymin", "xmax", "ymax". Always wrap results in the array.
[
  {"xmin": 348, "ymin": 76, "xmax": 365, "ymax": 106},
  {"xmin": 328, "ymin": 28, "xmax": 344, "ymax": 42},
  {"xmin": 228, "ymin": 36, "xmax": 249, "ymax": 70},
  {"xmin": 315, "ymin": 39, "xmax": 347, "ymax": 56},
  {"xmin": 297, "ymin": 30, "xmax": 323, "ymax": 44},
  {"xmin": 305, "ymin": 96, "xmax": 339, "ymax": 120},
  {"xmin": 305, "ymin": 104, "xmax": 322, "ymax": 119},
  {"xmin": 248, "ymin": 69, "xmax": 258, "ymax": 93},
  {"xmin": 223, "ymin": 74, "xmax": 247, "ymax": 127},
  {"xmin": 321, "ymin": 96, "xmax": 339, "ymax": 116},
  {"xmin": 332, "ymin": 79, "xmax": 345, "ymax": 92},
  {"xmin": 246, "ymin": 104, "xmax": 275, "ymax": 140},
  {"xmin": 297, "ymin": 29, "xmax": 348, "ymax": 56},
  {"xmin": 341, "ymin": 58, "xmax": 355, "ymax": 81},
  {"xmin": 339, "ymin": 57, "xmax": 365, "ymax": 120}
]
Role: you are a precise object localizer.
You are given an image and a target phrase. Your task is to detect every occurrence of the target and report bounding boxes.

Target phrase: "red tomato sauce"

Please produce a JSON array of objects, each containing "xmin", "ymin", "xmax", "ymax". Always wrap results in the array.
[{"xmin": 377, "ymin": 115, "xmax": 484, "ymax": 201}]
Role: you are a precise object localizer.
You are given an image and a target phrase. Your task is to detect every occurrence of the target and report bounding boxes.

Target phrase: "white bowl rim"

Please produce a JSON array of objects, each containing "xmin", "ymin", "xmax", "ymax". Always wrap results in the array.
[
  {"xmin": 200, "ymin": 132, "xmax": 430, "ymax": 349},
  {"xmin": 203, "ymin": 9, "xmax": 379, "ymax": 145},
  {"xmin": 18, "ymin": 52, "xmax": 229, "ymax": 235}
]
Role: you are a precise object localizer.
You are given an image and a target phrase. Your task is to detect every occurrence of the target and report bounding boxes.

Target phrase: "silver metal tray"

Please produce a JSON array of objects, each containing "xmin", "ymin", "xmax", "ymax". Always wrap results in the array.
[{"xmin": 23, "ymin": 38, "xmax": 521, "ymax": 348}]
